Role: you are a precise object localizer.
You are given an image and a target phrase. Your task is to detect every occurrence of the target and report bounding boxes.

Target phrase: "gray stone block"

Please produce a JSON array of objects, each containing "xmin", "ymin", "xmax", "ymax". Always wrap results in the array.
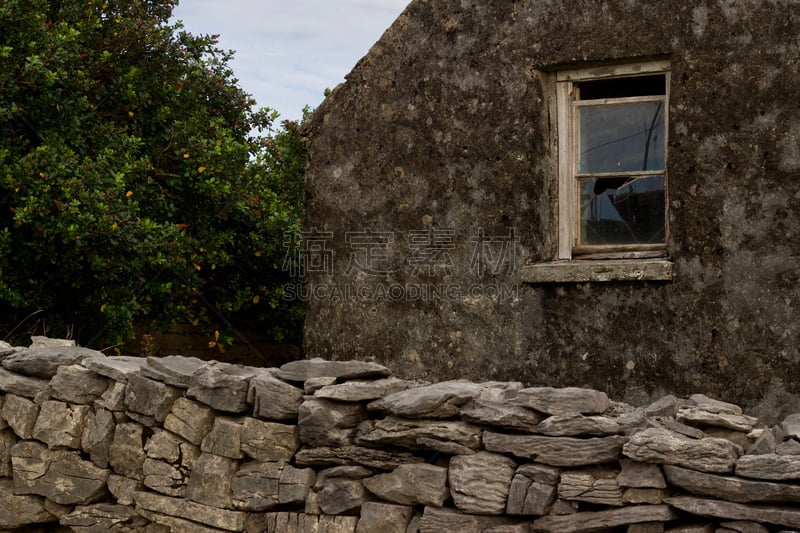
[
  {"xmin": 134, "ymin": 490, "xmax": 249, "ymax": 531},
  {"xmin": 357, "ymin": 417, "xmax": 482, "ymax": 455},
  {"xmin": 484, "ymin": 432, "xmax": 626, "ymax": 467},
  {"xmin": 201, "ymin": 417, "xmax": 245, "ymax": 459},
  {"xmin": 60, "ymin": 503, "xmax": 149, "ymax": 532},
  {"xmin": 142, "ymin": 355, "xmax": 205, "ymax": 388},
  {"xmin": 363, "ymin": 463, "xmax": 449, "ymax": 507},
  {"xmin": 163, "ymin": 397, "xmax": 216, "ymax": 445},
  {"xmin": 276, "ymin": 358, "xmax": 391, "ymax": 382},
  {"xmin": 558, "ymin": 466, "xmax": 624, "ymax": 507},
  {"xmin": 81, "ymin": 354, "xmax": 147, "ymax": 382},
  {"xmin": 49, "ymin": 364, "xmax": 110, "ymax": 404},
  {"xmin": 0, "ymin": 478, "xmax": 54, "ymax": 529},
  {"xmin": 231, "ymin": 461, "xmax": 283, "ymax": 511},
  {"xmin": 109, "ymin": 422, "xmax": 147, "ymax": 480},
  {"xmin": 107, "ymin": 475, "xmax": 143, "ymax": 506},
  {"xmin": 318, "ymin": 478, "xmax": 370, "ymax": 515},
  {"xmin": 299, "ymin": 397, "xmax": 367, "ymax": 447},
  {"xmin": 368, "ymin": 380, "xmax": 482, "ymax": 418},
  {"xmin": 82, "ymin": 408, "xmax": 116, "ymax": 468},
  {"xmin": 357, "ymin": 502, "xmax": 414, "ymax": 533},
  {"xmin": 187, "ymin": 361, "xmax": 265, "ymax": 413},
  {"xmin": 186, "ymin": 452, "xmax": 238, "ymax": 508},
  {"xmin": 240, "ymin": 417, "xmax": 299, "ymax": 462},
  {"xmin": 125, "ymin": 373, "xmax": 183, "ymax": 424},
  {"xmin": 516, "ymin": 386, "xmax": 609, "ymax": 416},
  {"xmin": 1, "ymin": 345, "xmax": 98, "ymax": 378},
  {"xmin": 449, "ymin": 451, "xmax": 517, "ymax": 515},
  {"xmin": 623, "ymin": 428, "xmax": 742, "ymax": 474},
  {"xmin": 11, "ymin": 440, "xmax": 109, "ymax": 505},
  {"xmin": 1, "ymin": 393, "xmax": 40, "ymax": 439},
  {"xmin": 32, "ymin": 399, "xmax": 90, "ymax": 448},
  {"xmin": 0, "ymin": 366, "xmax": 49, "ymax": 397},
  {"xmin": 143, "ymin": 457, "xmax": 187, "ymax": 497},
  {"xmin": 248, "ymin": 373, "xmax": 304, "ymax": 420}
]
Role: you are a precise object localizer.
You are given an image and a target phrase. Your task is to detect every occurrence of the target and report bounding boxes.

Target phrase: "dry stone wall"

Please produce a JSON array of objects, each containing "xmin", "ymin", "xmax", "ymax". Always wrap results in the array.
[{"xmin": 0, "ymin": 338, "xmax": 799, "ymax": 531}]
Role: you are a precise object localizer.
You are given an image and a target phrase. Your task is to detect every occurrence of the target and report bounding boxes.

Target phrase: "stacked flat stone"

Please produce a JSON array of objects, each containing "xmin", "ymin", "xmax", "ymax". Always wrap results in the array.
[{"xmin": 0, "ymin": 339, "xmax": 799, "ymax": 531}]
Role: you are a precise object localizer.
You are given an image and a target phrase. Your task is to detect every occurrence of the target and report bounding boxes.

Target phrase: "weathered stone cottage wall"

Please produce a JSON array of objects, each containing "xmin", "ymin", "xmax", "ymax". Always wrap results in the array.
[
  {"xmin": 302, "ymin": 0, "xmax": 800, "ymax": 420},
  {"xmin": 2, "ymin": 339, "xmax": 800, "ymax": 531}
]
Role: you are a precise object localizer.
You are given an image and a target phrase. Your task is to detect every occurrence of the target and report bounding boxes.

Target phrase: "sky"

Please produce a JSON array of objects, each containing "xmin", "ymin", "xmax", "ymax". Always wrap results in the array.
[{"xmin": 171, "ymin": 0, "xmax": 412, "ymax": 122}]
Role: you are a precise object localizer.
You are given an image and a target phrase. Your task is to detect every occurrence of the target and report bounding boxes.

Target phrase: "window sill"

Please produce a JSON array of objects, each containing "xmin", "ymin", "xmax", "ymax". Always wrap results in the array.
[{"xmin": 520, "ymin": 258, "xmax": 673, "ymax": 283}]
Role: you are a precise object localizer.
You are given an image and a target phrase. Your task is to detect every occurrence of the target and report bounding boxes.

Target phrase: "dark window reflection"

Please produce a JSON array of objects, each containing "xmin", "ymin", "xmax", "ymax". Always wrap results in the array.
[
  {"xmin": 578, "ymin": 102, "xmax": 665, "ymax": 174},
  {"xmin": 579, "ymin": 175, "xmax": 665, "ymax": 245}
]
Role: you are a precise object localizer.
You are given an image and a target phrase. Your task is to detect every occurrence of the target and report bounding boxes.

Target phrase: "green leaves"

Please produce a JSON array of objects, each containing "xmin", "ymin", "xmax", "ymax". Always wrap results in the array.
[{"xmin": 0, "ymin": 0, "xmax": 305, "ymax": 347}]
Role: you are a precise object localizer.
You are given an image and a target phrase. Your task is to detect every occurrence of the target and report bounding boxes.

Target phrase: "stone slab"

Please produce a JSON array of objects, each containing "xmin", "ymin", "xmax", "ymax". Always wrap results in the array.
[
  {"xmin": 689, "ymin": 394, "xmax": 743, "ymax": 415},
  {"xmin": 460, "ymin": 399, "xmax": 544, "ymax": 432},
  {"xmin": 530, "ymin": 504, "xmax": 678, "ymax": 532},
  {"xmin": 276, "ymin": 358, "xmax": 391, "ymax": 382},
  {"xmin": 664, "ymin": 464, "xmax": 800, "ymax": 504},
  {"xmin": 516, "ymin": 387, "xmax": 609, "ymax": 416},
  {"xmin": 315, "ymin": 377, "xmax": 416, "ymax": 402},
  {"xmin": 368, "ymin": 380, "xmax": 483, "ymax": 418},
  {"xmin": 142, "ymin": 355, "xmax": 206, "ymax": 387},
  {"xmin": 623, "ymin": 428, "xmax": 742, "ymax": 473},
  {"xmin": 357, "ymin": 417, "xmax": 482, "ymax": 455},
  {"xmin": 677, "ymin": 407, "xmax": 758, "ymax": 432},
  {"xmin": 81, "ymin": 355, "xmax": 147, "ymax": 382},
  {"xmin": 241, "ymin": 417, "xmax": 299, "ymax": 462},
  {"xmin": 49, "ymin": 364, "xmax": 110, "ymax": 404},
  {"xmin": 135, "ymin": 490, "xmax": 249, "ymax": 530},
  {"xmin": 294, "ymin": 446, "xmax": 424, "ymax": 471},
  {"xmin": 299, "ymin": 397, "xmax": 366, "ymax": 447},
  {"xmin": 187, "ymin": 361, "xmax": 264, "ymax": 413},
  {"xmin": 249, "ymin": 373, "xmax": 305, "ymax": 420},
  {"xmin": 419, "ymin": 506, "xmax": 516, "ymax": 533},
  {"xmin": 736, "ymin": 453, "xmax": 800, "ymax": 480},
  {"xmin": 0, "ymin": 366, "xmax": 49, "ymax": 397},
  {"xmin": 665, "ymin": 496, "xmax": 800, "ymax": 528},
  {"xmin": 1, "ymin": 345, "xmax": 100, "ymax": 378},
  {"xmin": 483, "ymin": 432, "xmax": 626, "ymax": 466},
  {"xmin": 536, "ymin": 414, "xmax": 621, "ymax": 437},
  {"xmin": 363, "ymin": 463, "xmax": 449, "ymax": 507}
]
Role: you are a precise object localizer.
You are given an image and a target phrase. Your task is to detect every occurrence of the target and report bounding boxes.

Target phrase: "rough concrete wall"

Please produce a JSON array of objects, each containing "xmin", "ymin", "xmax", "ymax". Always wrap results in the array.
[{"xmin": 303, "ymin": 0, "xmax": 800, "ymax": 421}]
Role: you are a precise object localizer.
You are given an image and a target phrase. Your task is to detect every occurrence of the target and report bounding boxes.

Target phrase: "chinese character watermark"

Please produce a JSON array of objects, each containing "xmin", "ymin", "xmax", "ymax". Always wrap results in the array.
[
  {"xmin": 281, "ymin": 227, "xmax": 520, "ymax": 303},
  {"xmin": 345, "ymin": 230, "xmax": 394, "ymax": 276},
  {"xmin": 469, "ymin": 228, "xmax": 517, "ymax": 276},
  {"xmin": 407, "ymin": 228, "xmax": 455, "ymax": 276},
  {"xmin": 282, "ymin": 228, "xmax": 334, "ymax": 276}
]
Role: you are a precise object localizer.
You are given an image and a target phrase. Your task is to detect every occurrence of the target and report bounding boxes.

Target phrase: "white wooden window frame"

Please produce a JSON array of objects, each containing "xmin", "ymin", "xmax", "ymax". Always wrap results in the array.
[{"xmin": 556, "ymin": 60, "xmax": 671, "ymax": 260}]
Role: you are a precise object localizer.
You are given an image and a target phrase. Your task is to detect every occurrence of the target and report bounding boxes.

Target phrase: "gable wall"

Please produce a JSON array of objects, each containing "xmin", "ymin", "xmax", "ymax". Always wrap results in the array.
[{"xmin": 303, "ymin": 0, "xmax": 800, "ymax": 420}]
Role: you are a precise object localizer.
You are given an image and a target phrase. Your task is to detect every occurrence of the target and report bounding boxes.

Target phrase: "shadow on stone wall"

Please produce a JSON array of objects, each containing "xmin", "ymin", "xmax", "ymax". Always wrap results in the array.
[{"xmin": 122, "ymin": 324, "xmax": 301, "ymax": 368}]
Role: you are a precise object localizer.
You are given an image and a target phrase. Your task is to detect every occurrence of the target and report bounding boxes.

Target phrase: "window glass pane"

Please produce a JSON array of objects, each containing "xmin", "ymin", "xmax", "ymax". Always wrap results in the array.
[
  {"xmin": 579, "ymin": 175, "xmax": 665, "ymax": 245},
  {"xmin": 578, "ymin": 102, "xmax": 665, "ymax": 173}
]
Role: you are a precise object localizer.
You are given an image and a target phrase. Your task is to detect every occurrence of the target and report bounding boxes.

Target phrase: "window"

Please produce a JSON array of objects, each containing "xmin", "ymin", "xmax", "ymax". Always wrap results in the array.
[{"xmin": 556, "ymin": 60, "xmax": 670, "ymax": 260}]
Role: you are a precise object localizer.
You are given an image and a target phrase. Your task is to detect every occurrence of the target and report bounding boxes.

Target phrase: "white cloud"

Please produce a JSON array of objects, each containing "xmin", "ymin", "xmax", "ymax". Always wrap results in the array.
[{"xmin": 172, "ymin": 0, "xmax": 410, "ymax": 120}]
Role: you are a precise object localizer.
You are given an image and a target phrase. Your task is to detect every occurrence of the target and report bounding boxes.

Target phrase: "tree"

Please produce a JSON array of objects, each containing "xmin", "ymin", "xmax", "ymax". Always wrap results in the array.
[{"xmin": 0, "ymin": 0, "xmax": 305, "ymax": 348}]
